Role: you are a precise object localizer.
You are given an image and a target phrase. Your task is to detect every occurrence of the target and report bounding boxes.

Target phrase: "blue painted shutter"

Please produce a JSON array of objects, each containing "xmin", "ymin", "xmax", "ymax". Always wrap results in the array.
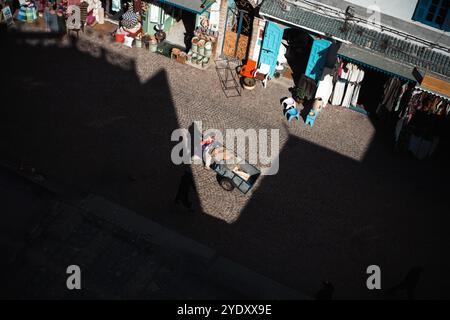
[
  {"xmin": 413, "ymin": 0, "xmax": 432, "ymax": 22},
  {"xmin": 305, "ymin": 39, "xmax": 332, "ymax": 81},
  {"xmin": 259, "ymin": 22, "xmax": 284, "ymax": 78}
]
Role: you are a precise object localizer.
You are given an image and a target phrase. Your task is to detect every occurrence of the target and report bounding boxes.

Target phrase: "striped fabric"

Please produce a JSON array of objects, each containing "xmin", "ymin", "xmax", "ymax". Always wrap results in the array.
[
  {"xmin": 79, "ymin": 1, "xmax": 88, "ymax": 22},
  {"xmin": 122, "ymin": 10, "xmax": 138, "ymax": 29}
]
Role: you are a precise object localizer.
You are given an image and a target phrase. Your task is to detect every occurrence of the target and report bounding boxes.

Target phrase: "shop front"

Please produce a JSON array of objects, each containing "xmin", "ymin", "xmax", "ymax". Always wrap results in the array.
[
  {"xmin": 141, "ymin": 0, "xmax": 217, "ymax": 48},
  {"xmin": 138, "ymin": 0, "xmax": 219, "ymax": 68},
  {"xmin": 254, "ymin": 19, "xmax": 337, "ymax": 101},
  {"xmin": 109, "ymin": 0, "xmax": 221, "ymax": 69},
  {"xmin": 311, "ymin": 42, "xmax": 450, "ymax": 160}
]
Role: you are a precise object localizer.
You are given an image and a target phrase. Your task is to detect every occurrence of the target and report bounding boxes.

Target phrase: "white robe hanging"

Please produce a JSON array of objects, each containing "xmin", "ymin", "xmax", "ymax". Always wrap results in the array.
[
  {"xmin": 350, "ymin": 70, "xmax": 365, "ymax": 107},
  {"xmin": 342, "ymin": 64, "xmax": 360, "ymax": 108},
  {"xmin": 315, "ymin": 68, "xmax": 334, "ymax": 108},
  {"xmin": 331, "ymin": 64, "xmax": 350, "ymax": 106}
]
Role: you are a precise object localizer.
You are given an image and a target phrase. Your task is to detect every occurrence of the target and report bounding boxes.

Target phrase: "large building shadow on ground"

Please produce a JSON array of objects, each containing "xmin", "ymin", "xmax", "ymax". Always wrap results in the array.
[{"xmin": 1, "ymin": 31, "xmax": 200, "ymax": 213}]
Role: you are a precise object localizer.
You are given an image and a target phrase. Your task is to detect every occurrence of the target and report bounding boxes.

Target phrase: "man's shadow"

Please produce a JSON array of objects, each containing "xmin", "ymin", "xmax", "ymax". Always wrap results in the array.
[{"xmin": 388, "ymin": 266, "xmax": 424, "ymax": 300}]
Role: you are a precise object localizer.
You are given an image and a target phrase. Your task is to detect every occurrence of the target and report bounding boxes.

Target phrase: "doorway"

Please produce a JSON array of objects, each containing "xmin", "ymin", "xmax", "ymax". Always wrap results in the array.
[
  {"xmin": 282, "ymin": 28, "xmax": 313, "ymax": 84},
  {"xmin": 357, "ymin": 68, "xmax": 390, "ymax": 115},
  {"xmin": 165, "ymin": 9, "xmax": 196, "ymax": 50},
  {"xmin": 222, "ymin": 5, "xmax": 252, "ymax": 59}
]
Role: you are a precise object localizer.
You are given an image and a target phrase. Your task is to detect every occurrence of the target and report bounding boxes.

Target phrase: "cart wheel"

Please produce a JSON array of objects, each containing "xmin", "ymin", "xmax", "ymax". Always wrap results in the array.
[{"xmin": 219, "ymin": 177, "xmax": 235, "ymax": 192}]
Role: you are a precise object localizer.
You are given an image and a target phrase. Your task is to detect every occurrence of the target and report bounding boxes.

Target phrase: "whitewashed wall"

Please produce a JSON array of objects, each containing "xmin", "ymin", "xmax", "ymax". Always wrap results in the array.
[
  {"xmin": 251, "ymin": 19, "xmax": 266, "ymax": 61},
  {"xmin": 345, "ymin": 0, "xmax": 418, "ymax": 22},
  {"xmin": 209, "ymin": 0, "xmax": 222, "ymax": 32}
]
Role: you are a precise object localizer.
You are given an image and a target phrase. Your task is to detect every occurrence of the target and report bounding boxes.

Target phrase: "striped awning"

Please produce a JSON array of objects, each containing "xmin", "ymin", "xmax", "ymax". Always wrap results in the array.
[{"xmin": 416, "ymin": 86, "xmax": 450, "ymax": 101}]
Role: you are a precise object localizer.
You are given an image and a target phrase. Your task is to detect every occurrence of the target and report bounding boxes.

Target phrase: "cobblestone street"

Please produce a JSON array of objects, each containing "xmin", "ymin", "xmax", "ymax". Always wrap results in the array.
[
  {"xmin": 2, "ymin": 28, "xmax": 450, "ymax": 299},
  {"xmin": 70, "ymin": 29, "xmax": 377, "ymax": 224}
]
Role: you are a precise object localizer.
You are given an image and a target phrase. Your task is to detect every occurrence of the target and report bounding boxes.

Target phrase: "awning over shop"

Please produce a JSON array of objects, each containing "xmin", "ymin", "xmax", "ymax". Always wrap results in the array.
[
  {"xmin": 417, "ymin": 86, "xmax": 450, "ymax": 101},
  {"xmin": 414, "ymin": 71, "xmax": 450, "ymax": 100},
  {"xmin": 156, "ymin": 0, "xmax": 215, "ymax": 14},
  {"xmin": 337, "ymin": 43, "xmax": 417, "ymax": 83}
]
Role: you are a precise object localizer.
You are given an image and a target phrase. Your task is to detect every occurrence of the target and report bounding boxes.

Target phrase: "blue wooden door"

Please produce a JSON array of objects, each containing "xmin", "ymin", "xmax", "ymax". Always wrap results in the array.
[
  {"xmin": 259, "ymin": 22, "xmax": 284, "ymax": 78},
  {"xmin": 305, "ymin": 38, "xmax": 332, "ymax": 81}
]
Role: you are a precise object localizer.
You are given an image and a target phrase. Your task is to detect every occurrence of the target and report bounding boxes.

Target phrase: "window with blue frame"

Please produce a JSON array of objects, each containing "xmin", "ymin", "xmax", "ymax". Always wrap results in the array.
[{"xmin": 413, "ymin": 0, "xmax": 450, "ymax": 31}]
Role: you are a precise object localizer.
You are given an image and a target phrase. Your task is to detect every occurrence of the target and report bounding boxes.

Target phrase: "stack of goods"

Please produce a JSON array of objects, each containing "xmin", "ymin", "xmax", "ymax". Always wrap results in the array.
[
  {"xmin": 187, "ymin": 30, "xmax": 215, "ymax": 68},
  {"xmin": 17, "ymin": 1, "xmax": 38, "ymax": 23}
]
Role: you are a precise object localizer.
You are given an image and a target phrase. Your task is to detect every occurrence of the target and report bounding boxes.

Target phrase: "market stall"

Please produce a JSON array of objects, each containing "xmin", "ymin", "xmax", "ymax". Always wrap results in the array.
[{"xmin": 394, "ymin": 87, "xmax": 449, "ymax": 160}]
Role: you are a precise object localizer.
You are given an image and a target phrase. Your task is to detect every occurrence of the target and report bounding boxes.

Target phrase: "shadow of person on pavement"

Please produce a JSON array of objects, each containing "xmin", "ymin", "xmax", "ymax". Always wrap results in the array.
[
  {"xmin": 315, "ymin": 281, "xmax": 335, "ymax": 300},
  {"xmin": 174, "ymin": 169, "xmax": 196, "ymax": 213},
  {"xmin": 388, "ymin": 266, "xmax": 424, "ymax": 300}
]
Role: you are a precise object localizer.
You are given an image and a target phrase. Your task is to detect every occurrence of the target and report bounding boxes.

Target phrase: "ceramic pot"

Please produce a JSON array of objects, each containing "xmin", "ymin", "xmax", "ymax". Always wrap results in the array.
[
  {"xmin": 191, "ymin": 37, "xmax": 199, "ymax": 53},
  {"xmin": 149, "ymin": 41, "xmax": 158, "ymax": 52}
]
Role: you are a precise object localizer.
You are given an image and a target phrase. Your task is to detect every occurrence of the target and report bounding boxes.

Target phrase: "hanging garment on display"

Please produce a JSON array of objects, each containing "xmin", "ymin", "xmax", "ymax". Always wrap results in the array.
[
  {"xmin": 395, "ymin": 83, "xmax": 409, "ymax": 112},
  {"xmin": 342, "ymin": 64, "xmax": 360, "ymax": 108},
  {"xmin": 44, "ymin": 8, "xmax": 59, "ymax": 32},
  {"xmin": 377, "ymin": 77, "xmax": 403, "ymax": 114},
  {"xmin": 315, "ymin": 74, "xmax": 334, "ymax": 108},
  {"xmin": 79, "ymin": 1, "xmax": 88, "ymax": 24},
  {"xmin": 331, "ymin": 63, "xmax": 350, "ymax": 106},
  {"xmin": 403, "ymin": 90, "xmax": 423, "ymax": 120},
  {"xmin": 315, "ymin": 68, "xmax": 334, "ymax": 108},
  {"xmin": 350, "ymin": 69, "xmax": 365, "ymax": 108},
  {"xmin": 112, "ymin": 0, "xmax": 121, "ymax": 12}
]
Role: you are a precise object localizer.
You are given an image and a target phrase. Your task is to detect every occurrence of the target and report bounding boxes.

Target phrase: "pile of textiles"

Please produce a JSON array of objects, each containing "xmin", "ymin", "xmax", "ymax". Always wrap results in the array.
[{"xmin": 17, "ymin": 1, "xmax": 37, "ymax": 22}]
